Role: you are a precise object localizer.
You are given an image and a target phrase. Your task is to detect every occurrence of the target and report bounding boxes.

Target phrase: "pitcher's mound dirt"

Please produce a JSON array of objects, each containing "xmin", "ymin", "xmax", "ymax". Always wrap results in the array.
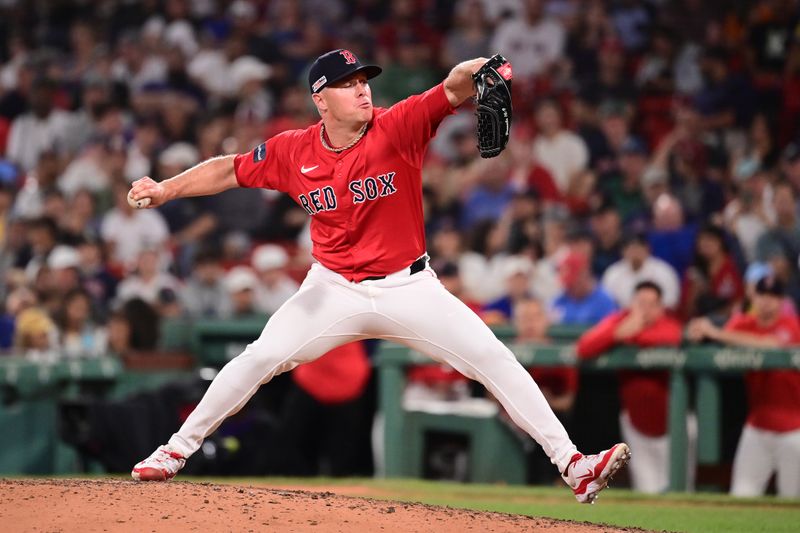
[{"xmin": 0, "ymin": 478, "xmax": 642, "ymax": 532}]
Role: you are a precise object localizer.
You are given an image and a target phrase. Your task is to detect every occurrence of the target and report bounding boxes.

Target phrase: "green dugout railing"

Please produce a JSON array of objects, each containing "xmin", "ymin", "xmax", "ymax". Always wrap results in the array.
[{"xmin": 376, "ymin": 342, "xmax": 800, "ymax": 491}]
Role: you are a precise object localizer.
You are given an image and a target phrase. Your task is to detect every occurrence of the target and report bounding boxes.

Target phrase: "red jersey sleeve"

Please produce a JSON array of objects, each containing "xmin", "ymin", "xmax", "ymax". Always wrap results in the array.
[
  {"xmin": 576, "ymin": 312, "xmax": 625, "ymax": 359},
  {"xmin": 634, "ymin": 316, "xmax": 683, "ymax": 347},
  {"xmin": 723, "ymin": 314, "xmax": 751, "ymax": 332},
  {"xmin": 376, "ymin": 82, "xmax": 455, "ymax": 168},
  {"xmin": 232, "ymin": 133, "xmax": 292, "ymax": 192}
]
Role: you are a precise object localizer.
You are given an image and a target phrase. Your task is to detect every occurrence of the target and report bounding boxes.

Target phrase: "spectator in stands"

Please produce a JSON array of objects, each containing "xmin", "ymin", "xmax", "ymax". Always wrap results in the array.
[
  {"xmin": 181, "ymin": 249, "xmax": 231, "ymax": 318},
  {"xmin": 11, "ymin": 149, "xmax": 60, "ymax": 220},
  {"xmin": 550, "ymin": 249, "xmax": 617, "ymax": 325},
  {"xmin": 756, "ymin": 182, "xmax": 800, "ymax": 301},
  {"xmin": 119, "ymin": 298, "xmax": 160, "ymax": 351},
  {"xmin": 0, "ymin": 286, "xmax": 37, "ymax": 350},
  {"xmin": 433, "ymin": 260, "xmax": 480, "ymax": 314},
  {"xmin": 580, "ymin": 38, "xmax": 636, "ymax": 105},
  {"xmin": 47, "ymin": 244, "xmax": 84, "ymax": 300},
  {"xmin": 106, "ymin": 309, "xmax": 131, "ymax": 357},
  {"xmin": 481, "ymin": 256, "xmax": 534, "ymax": 325},
  {"xmin": 55, "ymin": 288, "xmax": 107, "ymax": 358},
  {"xmin": 782, "ymin": 142, "xmax": 800, "ymax": 196},
  {"xmin": 723, "ymin": 163, "xmax": 770, "ymax": 263},
  {"xmin": 101, "ymin": 181, "xmax": 169, "ymax": 270},
  {"xmin": 154, "ymin": 142, "xmax": 216, "ymax": 276},
  {"xmin": 77, "ymin": 238, "xmax": 117, "ymax": 316},
  {"xmin": 602, "ymin": 232, "xmax": 680, "ymax": 310},
  {"xmin": 125, "ymin": 115, "xmax": 163, "ymax": 183},
  {"xmin": 224, "ymin": 266, "xmax": 261, "ymax": 318},
  {"xmin": 460, "ymin": 219, "xmax": 513, "ymax": 304},
  {"xmin": 6, "ymin": 77, "xmax": 73, "ymax": 172},
  {"xmin": 589, "ymin": 201, "xmax": 623, "ymax": 277},
  {"xmin": 578, "ymin": 281, "xmax": 693, "ymax": 494},
  {"xmin": 490, "ymin": 0, "xmax": 565, "ymax": 80},
  {"xmin": 371, "ymin": 36, "xmax": 440, "ymax": 106},
  {"xmin": 680, "ymin": 225, "xmax": 744, "ymax": 320},
  {"xmin": 610, "ymin": 0, "xmax": 651, "ymax": 53},
  {"xmin": 460, "ymin": 159, "xmax": 515, "ymax": 230},
  {"xmin": 19, "ymin": 216, "xmax": 58, "ymax": 281},
  {"xmin": 251, "ymin": 244, "xmax": 299, "ymax": 315},
  {"xmin": 442, "ymin": 0, "xmax": 491, "ymax": 66},
  {"xmin": 58, "ymin": 136, "xmax": 117, "ymax": 201},
  {"xmin": 116, "ymin": 247, "xmax": 180, "ymax": 307},
  {"xmin": 59, "ymin": 189, "xmax": 102, "ymax": 245},
  {"xmin": 532, "ymin": 99, "xmax": 589, "ymax": 197},
  {"xmin": 599, "ymin": 138, "xmax": 648, "ymax": 222},
  {"xmin": 687, "ymin": 276, "xmax": 800, "ymax": 498},
  {"xmin": 14, "ymin": 306, "xmax": 59, "ymax": 361},
  {"xmin": 647, "ymin": 193, "xmax": 696, "ymax": 277}
]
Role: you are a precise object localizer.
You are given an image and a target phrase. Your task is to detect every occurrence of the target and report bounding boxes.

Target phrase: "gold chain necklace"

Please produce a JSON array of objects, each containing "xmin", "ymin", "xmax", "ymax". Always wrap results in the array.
[{"xmin": 320, "ymin": 123, "xmax": 368, "ymax": 153}]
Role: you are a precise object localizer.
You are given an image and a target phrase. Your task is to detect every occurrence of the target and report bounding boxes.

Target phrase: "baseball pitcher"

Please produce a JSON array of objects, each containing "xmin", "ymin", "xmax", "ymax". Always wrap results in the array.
[{"xmin": 128, "ymin": 50, "xmax": 629, "ymax": 504}]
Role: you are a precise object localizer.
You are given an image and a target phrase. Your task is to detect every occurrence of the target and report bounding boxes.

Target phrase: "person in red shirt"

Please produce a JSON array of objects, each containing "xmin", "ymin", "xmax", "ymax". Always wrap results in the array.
[
  {"xmin": 680, "ymin": 224, "xmax": 744, "ymax": 320},
  {"xmin": 687, "ymin": 276, "xmax": 800, "ymax": 498},
  {"xmin": 577, "ymin": 281, "xmax": 695, "ymax": 494},
  {"xmin": 281, "ymin": 341, "xmax": 371, "ymax": 476},
  {"xmin": 128, "ymin": 49, "xmax": 629, "ymax": 503}
]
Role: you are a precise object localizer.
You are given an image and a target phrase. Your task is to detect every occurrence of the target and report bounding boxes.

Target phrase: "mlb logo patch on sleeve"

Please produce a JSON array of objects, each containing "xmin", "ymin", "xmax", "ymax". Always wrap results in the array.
[{"xmin": 253, "ymin": 142, "xmax": 267, "ymax": 162}]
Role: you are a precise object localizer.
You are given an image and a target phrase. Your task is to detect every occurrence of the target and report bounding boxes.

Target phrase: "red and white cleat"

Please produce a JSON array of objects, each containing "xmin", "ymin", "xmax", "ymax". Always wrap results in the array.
[
  {"xmin": 562, "ymin": 443, "xmax": 631, "ymax": 504},
  {"xmin": 131, "ymin": 445, "xmax": 186, "ymax": 481}
]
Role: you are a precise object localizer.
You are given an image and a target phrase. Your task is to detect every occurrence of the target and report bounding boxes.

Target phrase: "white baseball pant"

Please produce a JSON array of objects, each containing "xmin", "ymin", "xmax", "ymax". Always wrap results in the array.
[
  {"xmin": 620, "ymin": 410, "xmax": 697, "ymax": 494},
  {"xmin": 168, "ymin": 262, "xmax": 579, "ymax": 472},
  {"xmin": 731, "ymin": 424, "xmax": 800, "ymax": 497}
]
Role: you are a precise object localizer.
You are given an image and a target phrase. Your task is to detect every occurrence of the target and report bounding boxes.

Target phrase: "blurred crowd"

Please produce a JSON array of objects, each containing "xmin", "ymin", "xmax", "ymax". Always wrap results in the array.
[
  {"xmin": 0, "ymin": 0, "xmax": 799, "ymax": 494},
  {"xmin": 1, "ymin": 0, "xmax": 798, "ymax": 357}
]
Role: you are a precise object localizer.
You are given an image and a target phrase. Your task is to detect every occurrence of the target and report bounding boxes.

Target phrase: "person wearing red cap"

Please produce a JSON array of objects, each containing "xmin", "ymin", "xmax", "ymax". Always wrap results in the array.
[
  {"xmin": 128, "ymin": 49, "xmax": 629, "ymax": 503},
  {"xmin": 688, "ymin": 276, "xmax": 800, "ymax": 498},
  {"xmin": 550, "ymin": 249, "xmax": 618, "ymax": 326}
]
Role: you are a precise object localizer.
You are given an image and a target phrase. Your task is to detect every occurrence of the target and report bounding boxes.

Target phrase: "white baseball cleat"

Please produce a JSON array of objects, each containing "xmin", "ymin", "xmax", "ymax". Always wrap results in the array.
[
  {"xmin": 562, "ymin": 443, "xmax": 631, "ymax": 504},
  {"xmin": 131, "ymin": 445, "xmax": 186, "ymax": 481}
]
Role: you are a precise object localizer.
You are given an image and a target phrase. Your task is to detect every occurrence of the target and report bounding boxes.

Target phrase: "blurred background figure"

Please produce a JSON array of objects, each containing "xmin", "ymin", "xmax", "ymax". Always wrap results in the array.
[
  {"xmin": 602, "ymin": 232, "xmax": 680, "ymax": 310},
  {"xmin": 224, "ymin": 265, "xmax": 261, "ymax": 318},
  {"xmin": 0, "ymin": 0, "xmax": 799, "ymax": 489},
  {"xmin": 251, "ymin": 244, "xmax": 298, "ymax": 314},
  {"xmin": 578, "ymin": 281, "xmax": 694, "ymax": 494},
  {"xmin": 688, "ymin": 277, "xmax": 800, "ymax": 498},
  {"xmin": 550, "ymin": 249, "xmax": 617, "ymax": 326}
]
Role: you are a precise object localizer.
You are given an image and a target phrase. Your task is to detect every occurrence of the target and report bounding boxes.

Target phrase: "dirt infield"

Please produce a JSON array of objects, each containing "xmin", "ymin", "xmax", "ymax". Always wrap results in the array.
[{"xmin": 0, "ymin": 478, "xmax": 647, "ymax": 533}]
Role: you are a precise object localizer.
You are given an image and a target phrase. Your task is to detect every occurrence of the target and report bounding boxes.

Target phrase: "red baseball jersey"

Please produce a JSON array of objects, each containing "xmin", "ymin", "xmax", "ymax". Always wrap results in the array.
[
  {"xmin": 576, "ymin": 310, "xmax": 684, "ymax": 436},
  {"xmin": 233, "ymin": 83, "xmax": 455, "ymax": 281},
  {"xmin": 724, "ymin": 313, "xmax": 800, "ymax": 432}
]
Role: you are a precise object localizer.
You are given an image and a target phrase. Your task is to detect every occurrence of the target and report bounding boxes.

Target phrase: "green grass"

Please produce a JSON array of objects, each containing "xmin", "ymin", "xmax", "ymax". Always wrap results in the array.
[{"xmin": 186, "ymin": 477, "xmax": 800, "ymax": 533}]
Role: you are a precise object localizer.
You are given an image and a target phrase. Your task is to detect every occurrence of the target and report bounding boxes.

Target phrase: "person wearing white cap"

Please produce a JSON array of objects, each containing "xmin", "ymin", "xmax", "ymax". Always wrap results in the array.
[
  {"xmin": 230, "ymin": 56, "xmax": 273, "ymax": 123},
  {"xmin": 251, "ymin": 244, "xmax": 299, "ymax": 314},
  {"xmin": 116, "ymin": 247, "xmax": 181, "ymax": 308},
  {"xmin": 481, "ymin": 255, "xmax": 534, "ymax": 325},
  {"xmin": 224, "ymin": 265, "xmax": 261, "ymax": 318},
  {"xmin": 47, "ymin": 244, "xmax": 83, "ymax": 299}
]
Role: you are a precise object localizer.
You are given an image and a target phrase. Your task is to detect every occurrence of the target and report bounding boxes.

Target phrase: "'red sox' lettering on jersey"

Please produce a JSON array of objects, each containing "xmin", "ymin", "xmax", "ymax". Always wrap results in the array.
[{"xmin": 233, "ymin": 83, "xmax": 454, "ymax": 282}]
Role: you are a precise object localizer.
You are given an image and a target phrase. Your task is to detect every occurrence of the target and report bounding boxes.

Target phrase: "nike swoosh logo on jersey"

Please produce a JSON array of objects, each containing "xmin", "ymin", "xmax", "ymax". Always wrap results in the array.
[{"xmin": 301, "ymin": 165, "xmax": 319, "ymax": 174}]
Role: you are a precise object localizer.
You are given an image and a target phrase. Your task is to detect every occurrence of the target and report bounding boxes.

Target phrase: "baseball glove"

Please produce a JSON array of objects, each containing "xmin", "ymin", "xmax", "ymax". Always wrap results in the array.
[{"xmin": 473, "ymin": 54, "xmax": 513, "ymax": 158}]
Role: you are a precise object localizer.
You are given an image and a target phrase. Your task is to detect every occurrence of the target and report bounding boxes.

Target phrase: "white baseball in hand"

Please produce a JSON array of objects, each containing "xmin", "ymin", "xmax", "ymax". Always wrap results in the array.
[{"xmin": 127, "ymin": 190, "xmax": 151, "ymax": 209}]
